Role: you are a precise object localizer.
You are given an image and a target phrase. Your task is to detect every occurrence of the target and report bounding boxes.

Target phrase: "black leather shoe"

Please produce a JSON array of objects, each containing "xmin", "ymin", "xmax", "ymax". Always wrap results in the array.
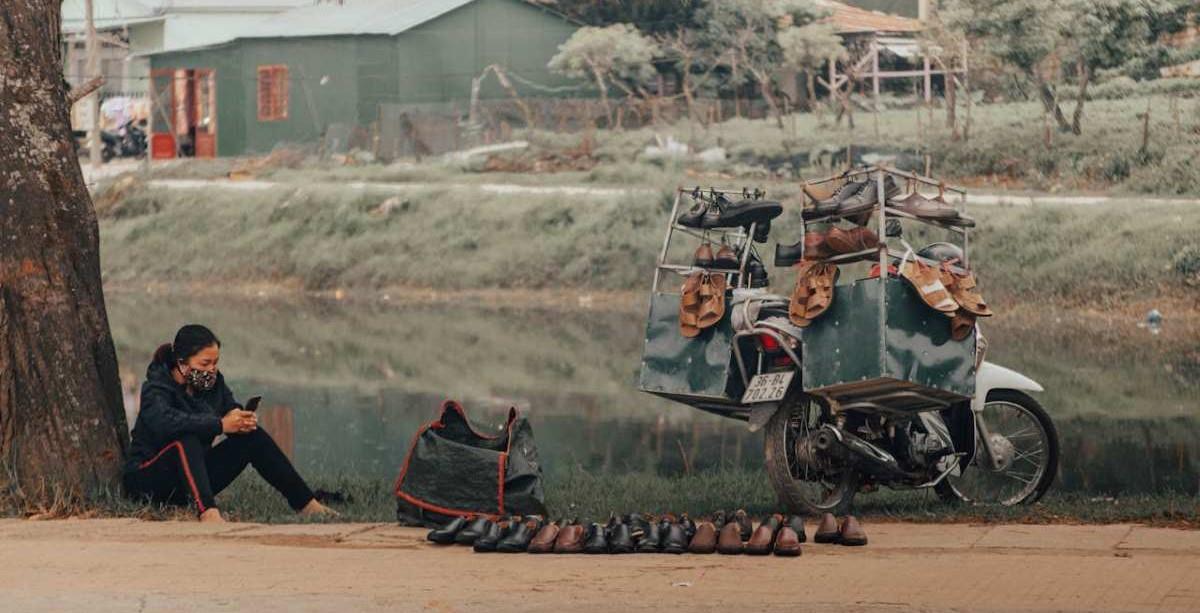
[
  {"xmin": 496, "ymin": 516, "xmax": 542, "ymax": 553},
  {"xmin": 676, "ymin": 193, "xmax": 710, "ymax": 228},
  {"xmin": 806, "ymin": 180, "xmax": 867, "ymax": 218},
  {"xmin": 454, "ymin": 516, "xmax": 492, "ymax": 545},
  {"xmin": 751, "ymin": 219, "xmax": 771, "ymax": 243},
  {"xmin": 427, "ymin": 516, "xmax": 468, "ymax": 544},
  {"xmin": 609, "ymin": 522, "xmax": 635, "ymax": 554},
  {"xmin": 662, "ymin": 522, "xmax": 690, "ymax": 554},
  {"xmin": 626, "ymin": 513, "xmax": 650, "ymax": 542},
  {"xmin": 703, "ymin": 198, "xmax": 783, "ymax": 229},
  {"xmin": 678, "ymin": 514, "xmax": 697, "ymax": 540},
  {"xmin": 473, "ymin": 520, "xmax": 506, "ymax": 552},
  {"xmin": 636, "ymin": 520, "xmax": 662, "ymax": 553},
  {"xmin": 583, "ymin": 522, "xmax": 608, "ymax": 554}
]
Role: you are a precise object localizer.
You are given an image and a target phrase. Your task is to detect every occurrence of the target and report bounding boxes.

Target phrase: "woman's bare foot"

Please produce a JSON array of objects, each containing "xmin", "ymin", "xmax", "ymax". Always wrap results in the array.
[
  {"xmin": 298, "ymin": 499, "xmax": 339, "ymax": 517},
  {"xmin": 199, "ymin": 508, "xmax": 226, "ymax": 523}
]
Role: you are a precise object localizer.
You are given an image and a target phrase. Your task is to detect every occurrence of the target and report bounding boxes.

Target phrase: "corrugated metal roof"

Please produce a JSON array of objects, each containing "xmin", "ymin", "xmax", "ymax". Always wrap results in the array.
[
  {"xmin": 237, "ymin": 0, "xmax": 480, "ymax": 38},
  {"xmin": 816, "ymin": 0, "xmax": 923, "ymax": 35},
  {"xmin": 140, "ymin": 0, "xmax": 522, "ymax": 56}
]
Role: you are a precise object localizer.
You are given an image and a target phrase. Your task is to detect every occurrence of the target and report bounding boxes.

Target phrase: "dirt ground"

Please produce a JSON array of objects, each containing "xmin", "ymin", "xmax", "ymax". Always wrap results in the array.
[{"xmin": 2, "ymin": 519, "xmax": 1198, "ymax": 612}]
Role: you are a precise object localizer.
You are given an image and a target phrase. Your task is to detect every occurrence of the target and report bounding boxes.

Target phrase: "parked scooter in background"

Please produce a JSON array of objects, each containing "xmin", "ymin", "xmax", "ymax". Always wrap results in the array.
[{"xmin": 75, "ymin": 119, "xmax": 148, "ymax": 162}]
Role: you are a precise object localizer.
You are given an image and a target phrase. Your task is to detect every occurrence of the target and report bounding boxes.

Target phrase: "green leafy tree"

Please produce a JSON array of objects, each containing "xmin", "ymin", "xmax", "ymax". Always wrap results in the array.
[
  {"xmin": 777, "ymin": 22, "xmax": 847, "ymax": 117},
  {"xmin": 543, "ymin": 0, "xmax": 702, "ymax": 34},
  {"xmin": 698, "ymin": 0, "xmax": 826, "ymax": 124},
  {"xmin": 548, "ymin": 24, "xmax": 660, "ymax": 128}
]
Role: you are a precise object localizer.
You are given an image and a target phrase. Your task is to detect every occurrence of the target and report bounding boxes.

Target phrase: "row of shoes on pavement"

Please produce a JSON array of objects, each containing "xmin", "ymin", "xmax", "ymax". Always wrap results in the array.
[
  {"xmin": 428, "ymin": 510, "xmax": 867, "ymax": 555},
  {"xmin": 803, "ymin": 175, "xmax": 975, "ymax": 228}
]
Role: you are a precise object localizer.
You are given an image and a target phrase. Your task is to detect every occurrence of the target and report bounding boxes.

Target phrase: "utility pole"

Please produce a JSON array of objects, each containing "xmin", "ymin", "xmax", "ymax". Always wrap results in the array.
[{"xmin": 86, "ymin": 0, "xmax": 101, "ymax": 169}]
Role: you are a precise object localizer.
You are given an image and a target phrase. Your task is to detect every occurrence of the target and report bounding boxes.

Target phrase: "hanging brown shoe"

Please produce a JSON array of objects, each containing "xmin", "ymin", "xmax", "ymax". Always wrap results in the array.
[
  {"xmin": 696, "ymin": 272, "xmax": 727, "ymax": 329},
  {"xmin": 950, "ymin": 309, "xmax": 977, "ymax": 341},
  {"xmin": 679, "ymin": 272, "xmax": 704, "ymax": 338},
  {"xmin": 694, "ymin": 243, "xmax": 715, "ymax": 267},
  {"xmin": 803, "ymin": 263, "xmax": 839, "ymax": 321},
  {"xmin": 900, "ymin": 260, "xmax": 958, "ymax": 315},
  {"xmin": 716, "ymin": 519, "xmax": 745, "ymax": 555},
  {"xmin": 887, "ymin": 190, "xmax": 959, "ymax": 221},
  {"xmin": 838, "ymin": 515, "xmax": 867, "ymax": 546},
  {"xmin": 745, "ymin": 514, "xmax": 783, "ymax": 555},
  {"xmin": 813, "ymin": 512, "xmax": 840, "ymax": 544},
  {"xmin": 825, "ymin": 226, "xmax": 880, "ymax": 256},
  {"xmin": 713, "ymin": 244, "xmax": 739, "ymax": 269},
  {"xmin": 688, "ymin": 520, "xmax": 718, "ymax": 554},
  {"xmin": 773, "ymin": 515, "xmax": 804, "ymax": 557},
  {"xmin": 941, "ymin": 265, "xmax": 993, "ymax": 318},
  {"xmin": 527, "ymin": 520, "xmax": 560, "ymax": 554}
]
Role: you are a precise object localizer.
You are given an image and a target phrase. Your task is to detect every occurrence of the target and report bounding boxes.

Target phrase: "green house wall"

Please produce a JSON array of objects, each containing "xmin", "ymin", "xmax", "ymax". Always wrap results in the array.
[{"xmin": 149, "ymin": 0, "xmax": 578, "ymax": 157}]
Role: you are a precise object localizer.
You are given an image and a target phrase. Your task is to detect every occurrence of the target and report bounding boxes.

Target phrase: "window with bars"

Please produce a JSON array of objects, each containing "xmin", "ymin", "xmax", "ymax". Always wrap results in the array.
[{"xmin": 256, "ymin": 65, "xmax": 289, "ymax": 122}]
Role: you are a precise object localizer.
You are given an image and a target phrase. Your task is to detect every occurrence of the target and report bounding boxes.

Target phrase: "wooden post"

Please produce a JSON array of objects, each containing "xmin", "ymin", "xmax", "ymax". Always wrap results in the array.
[
  {"xmin": 923, "ymin": 54, "xmax": 932, "ymax": 131},
  {"xmin": 85, "ymin": 0, "xmax": 101, "ymax": 169},
  {"xmin": 871, "ymin": 41, "xmax": 880, "ymax": 137},
  {"xmin": 962, "ymin": 40, "xmax": 971, "ymax": 142}
]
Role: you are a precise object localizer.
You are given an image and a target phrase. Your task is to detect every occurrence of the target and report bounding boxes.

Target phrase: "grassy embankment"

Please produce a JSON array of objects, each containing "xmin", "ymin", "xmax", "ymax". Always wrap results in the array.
[{"xmin": 98, "ymin": 178, "xmax": 1200, "ymax": 305}]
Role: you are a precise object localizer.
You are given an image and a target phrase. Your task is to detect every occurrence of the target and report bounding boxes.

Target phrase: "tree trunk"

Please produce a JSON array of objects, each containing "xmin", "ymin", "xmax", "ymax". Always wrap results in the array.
[
  {"xmin": 1071, "ymin": 62, "xmax": 1091, "ymax": 136},
  {"xmin": 0, "ymin": 0, "xmax": 128, "ymax": 511},
  {"xmin": 1031, "ymin": 71, "xmax": 1071, "ymax": 133},
  {"xmin": 588, "ymin": 65, "xmax": 612, "ymax": 129}
]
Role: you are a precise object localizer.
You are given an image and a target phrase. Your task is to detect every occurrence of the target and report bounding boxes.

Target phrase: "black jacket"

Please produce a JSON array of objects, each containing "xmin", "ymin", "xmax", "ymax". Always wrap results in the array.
[{"xmin": 124, "ymin": 360, "xmax": 241, "ymax": 473}]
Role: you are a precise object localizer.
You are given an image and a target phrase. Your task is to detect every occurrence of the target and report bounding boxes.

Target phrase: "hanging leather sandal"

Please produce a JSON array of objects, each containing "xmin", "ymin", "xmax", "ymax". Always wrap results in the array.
[
  {"xmin": 679, "ymin": 272, "xmax": 704, "ymax": 337},
  {"xmin": 696, "ymin": 272, "xmax": 727, "ymax": 329}
]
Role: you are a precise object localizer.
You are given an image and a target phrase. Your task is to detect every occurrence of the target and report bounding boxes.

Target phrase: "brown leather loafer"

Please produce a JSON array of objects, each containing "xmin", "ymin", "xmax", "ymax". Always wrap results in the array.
[
  {"xmin": 527, "ymin": 520, "xmax": 560, "ymax": 554},
  {"xmin": 826, "ymin": 226, "xmax": 880, "ymax": 256},
  {"xmin": 813, "ymin": 512, "xmax": 840, "ymax": 544},
  {"xmin": 716, "ymin": 519, "xmax": 744, "ymax": 555},
  {"xmin": 688, "ymin": 520, "xmax": 717, "ymax": 554},
  {"xmin": 839, "ymin": 515, "xmax": 867, "ymax": 546},
  {"xmin": 745, "ymin": 514, "xmax": 783, "ymax": 555},
  {"xmin": 553, "ymin": 522, "xmax": 585, "ymax": 554},
  {"xmin": 773, "ymin": 516, "xmax": 803, "ymax": 557}
]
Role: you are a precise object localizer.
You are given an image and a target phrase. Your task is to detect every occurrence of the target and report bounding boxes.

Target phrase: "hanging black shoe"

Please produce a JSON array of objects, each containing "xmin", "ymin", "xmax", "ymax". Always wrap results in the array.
[
  {"xmin": 473, "ymin": 519, "xmax": 508, "ymax": 552},
  {"xmin": 746, "ymin": 219, "xmax": 771, "ymax": 244},
  {"xmin": 748, "ymin": 259, "xmax": 769, "ymax": 288},
  {"xmin": 583, "ymin": 522, "xmax": 609, "ymax": 554},
  {"xmin": 454, "ymin": 516, "xmax": 493, "ymax": 545},
  {"xmin": 818, "ymin": 176, "xmax": 900, "ymax": 218},
  {"xmin": 636, "ymin": 520, "xmax": 662, "ymax": 553},
  {"xmin": 806, "ymin": 180, "xmax": 868, "ymax": 219},
  {"xmin": 609, "ymin": 521, "xmax": 635, "ymax": 554},
  {"xmin": 703, "ymin": 197, "xmax": 783, "ymax": 229},
  {"xmin": 676, "ymin": 190, "xmax": 710, "ymax": 228},
  {"xmin": 496, "ymin": 516, "xmax": 542, "ymax": 553},
  {"xmin": 662, "ymin": 522, "xmax": 690, "ymax": 554},
  {"xmin": 427, "ymin": 516, "xmax": 468, "ymax": 545}
]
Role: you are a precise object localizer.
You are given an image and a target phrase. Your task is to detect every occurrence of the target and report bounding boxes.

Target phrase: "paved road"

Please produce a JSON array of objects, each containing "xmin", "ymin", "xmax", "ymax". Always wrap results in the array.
[{"xmin": 2, "ymin": 519, "xmax": 1198, "ymax": 612}]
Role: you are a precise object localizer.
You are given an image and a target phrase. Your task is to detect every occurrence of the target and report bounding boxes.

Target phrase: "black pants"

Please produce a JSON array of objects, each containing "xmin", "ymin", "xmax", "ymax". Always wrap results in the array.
[{"xmin": 124, "ymin": 429, "xmax": 315, "ymax": 514}]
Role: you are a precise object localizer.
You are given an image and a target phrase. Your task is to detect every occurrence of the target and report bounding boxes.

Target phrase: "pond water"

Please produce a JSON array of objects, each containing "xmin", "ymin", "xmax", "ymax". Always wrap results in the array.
[{"xmin": 107, "ymin": 292, "xmax": 1200, "ymax": 496}]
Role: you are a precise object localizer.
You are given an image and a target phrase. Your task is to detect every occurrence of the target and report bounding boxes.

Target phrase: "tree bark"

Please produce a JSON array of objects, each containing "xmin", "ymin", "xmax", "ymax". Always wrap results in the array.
[
  {"xmin": 1031, "ymin": 71, "xmax": 1071, "ymax": 133},
  {"xmin": 1071, "ymin": 62, "xmax": 1091, "ymax": 136},
  {"xmin": 0, "ymin": 0, "xmax": 128, "ymax": 510}
]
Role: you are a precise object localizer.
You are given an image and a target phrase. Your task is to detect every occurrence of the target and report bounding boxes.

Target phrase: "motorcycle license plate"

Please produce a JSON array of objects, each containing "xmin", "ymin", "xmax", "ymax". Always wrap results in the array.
[{"xmin": 741, "ymin": 371, "xmax": 794, "ymax": 404}]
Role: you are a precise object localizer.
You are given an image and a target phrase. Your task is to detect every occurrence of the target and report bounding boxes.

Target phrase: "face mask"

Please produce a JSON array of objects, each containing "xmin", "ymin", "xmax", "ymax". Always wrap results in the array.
[{"xmin": 179, "ymin": 363, "xmax": 217, "ymax": 391}]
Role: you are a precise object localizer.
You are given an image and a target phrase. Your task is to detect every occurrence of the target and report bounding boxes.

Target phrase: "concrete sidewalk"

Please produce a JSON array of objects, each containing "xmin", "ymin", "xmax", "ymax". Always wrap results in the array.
[{"xmin": 2, "ymin": 519, "xmax": 1198, "ymax": 611}]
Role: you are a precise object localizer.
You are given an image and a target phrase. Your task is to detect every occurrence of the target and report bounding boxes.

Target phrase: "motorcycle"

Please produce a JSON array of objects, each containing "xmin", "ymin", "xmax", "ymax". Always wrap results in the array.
[
  {"xmin": 638, "ymin": 170, "xmax": 1059, "ymax": 515},
  {"xmin": 74, "ymin": 119, "xmax": 147, "ymax": 162}
]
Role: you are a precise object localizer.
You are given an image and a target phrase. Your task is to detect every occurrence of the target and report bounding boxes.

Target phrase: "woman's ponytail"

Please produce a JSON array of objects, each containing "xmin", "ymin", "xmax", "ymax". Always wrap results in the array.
[{"xmin": 153, "ymin": 343, "xmax": 175, "ymax": 365}]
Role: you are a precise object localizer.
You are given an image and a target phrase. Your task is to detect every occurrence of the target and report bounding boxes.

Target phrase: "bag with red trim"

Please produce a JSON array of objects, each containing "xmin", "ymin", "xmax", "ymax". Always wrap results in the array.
[{"xmin": 394, "ymin": 400, "xmax": 546, "ymax": 527}]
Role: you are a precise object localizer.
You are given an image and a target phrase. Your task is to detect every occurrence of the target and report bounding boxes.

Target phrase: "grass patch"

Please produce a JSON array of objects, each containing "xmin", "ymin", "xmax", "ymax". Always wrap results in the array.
[{"xmin": 25, "ymin": 471, "xmax": 1196, "ymax": 526}]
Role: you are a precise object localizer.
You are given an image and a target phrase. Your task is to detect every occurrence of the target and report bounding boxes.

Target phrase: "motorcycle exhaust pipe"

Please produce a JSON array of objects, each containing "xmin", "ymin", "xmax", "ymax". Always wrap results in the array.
[{"xmin": 813, "ymin": 424, "xmax": 908, "ymax": 478}]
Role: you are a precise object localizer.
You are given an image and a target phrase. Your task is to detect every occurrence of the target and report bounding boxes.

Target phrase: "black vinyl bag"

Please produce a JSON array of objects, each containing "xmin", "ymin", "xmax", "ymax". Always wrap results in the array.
[{"xmin": 394, "ymin": 400, "xmax": 546, "ymax": 527}]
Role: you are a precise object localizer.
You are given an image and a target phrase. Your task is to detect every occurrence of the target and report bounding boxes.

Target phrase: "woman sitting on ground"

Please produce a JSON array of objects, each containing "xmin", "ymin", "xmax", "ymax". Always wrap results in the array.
[{"xmin": 124, "ymin": 324, "xmax": 334, "ymax": 522}]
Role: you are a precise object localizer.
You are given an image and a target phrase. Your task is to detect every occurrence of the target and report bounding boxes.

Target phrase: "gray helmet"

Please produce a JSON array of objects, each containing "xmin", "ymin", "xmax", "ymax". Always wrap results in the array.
[{"xmin": 916, "ymin": 242, "xmax": 964, "ymax": 264}]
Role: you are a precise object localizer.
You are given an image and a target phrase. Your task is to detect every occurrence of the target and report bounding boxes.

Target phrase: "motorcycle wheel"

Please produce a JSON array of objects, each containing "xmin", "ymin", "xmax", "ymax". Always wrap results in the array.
[
  {"xmin": 936, "ymin": 390, "xmax": 1059, "ymax": 506},
  {"xmin": 764, "ymin": 395, "xmax": 859, "ymax": 516}
]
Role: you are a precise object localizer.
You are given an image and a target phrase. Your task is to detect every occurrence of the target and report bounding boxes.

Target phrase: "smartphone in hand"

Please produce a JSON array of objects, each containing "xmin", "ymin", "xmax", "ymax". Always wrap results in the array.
[{"xmin": 244, "ymin": 396, "xmax": 262, "ymax": 412}]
